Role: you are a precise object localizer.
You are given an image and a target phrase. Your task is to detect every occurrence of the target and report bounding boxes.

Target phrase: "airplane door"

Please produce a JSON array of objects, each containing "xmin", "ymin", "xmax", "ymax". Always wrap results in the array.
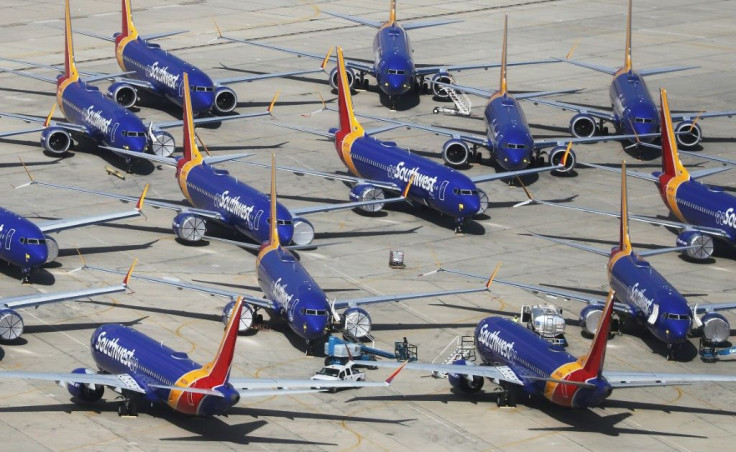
[
  {"xmin": 5, "ymin": 229, "xmax": 14, "ymax": 250},
  {"xmin": 252, "ymin": 210, "xmax": 263, "ymax": 231},
  {"xmin": 109, "ymin": 123, "xmax": 119, "ymax": 143},
  {"xmin": 438, "ymin": 180, "xmax": 449, "ymax": 201}
]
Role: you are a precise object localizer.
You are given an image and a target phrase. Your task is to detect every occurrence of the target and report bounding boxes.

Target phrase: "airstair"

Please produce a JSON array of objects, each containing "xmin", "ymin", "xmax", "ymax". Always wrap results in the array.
[
  {"xmin": 431, "ymin": 335, "xmax": 476, "ymax": 378},
  {"xmin": 433, "ymin": 86, "xmax": 472, "ymax": 116}
]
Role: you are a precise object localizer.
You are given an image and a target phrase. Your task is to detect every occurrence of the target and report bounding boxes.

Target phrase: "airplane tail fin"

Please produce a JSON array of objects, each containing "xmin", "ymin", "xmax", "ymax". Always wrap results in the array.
[
  {"xmin": 120, "ymin": 0, "xmax": 139, "ymax": 39},
  {"xmin": 336, "ymin": 47, "xmax": 364, "ymax": 136},
  {"xmin": 659, "ymin": 88, "xmax": 689, "ymax": 179},
  {"xmin": 60, "ymin": 0, "xmax": 79, "ymax": 85},
  {"xmin": 200, "ymin": 296, "xmax": 243, "ymax": 385},
  {"xmin": 268, "ymin": 153, "xmax": 280, "ymax": 249},
  {"xmin": 180, "ymin": 72, "xmax": 203, "ymax": 165},
  {"xmin": 580, "ymin": 290, "xmax": 615, "ymax": 378},
  {"xmin": 618, "ymin": 161, "xmax": 633, "ymax": 254},
  {"xmin": 499, "ymin": 14, "xmax": 508, "ymax": 95},
  {"xmin": 389, "ymin": 0, "xmax": 397, "ymax": 24},
  {"xmin": 624, "ymin": 0, "xmax": 632, "ymax": 72}
]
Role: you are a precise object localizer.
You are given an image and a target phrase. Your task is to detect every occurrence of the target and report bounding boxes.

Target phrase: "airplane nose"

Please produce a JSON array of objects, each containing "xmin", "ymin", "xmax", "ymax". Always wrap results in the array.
[
  {"xmin": 383, "ymin": 77, "xmax": 412, "ymax": 96},
  {"xmin": 500, "ymin": 152, "xmax": 531, "ymax": 171},
  {"xmin": 277, "ymin": 224, "xmax": 294, "ymax": 245},
  {"xmin": 24, "ymin": 245, "xmax": 47, "ymax": 268},
  {"xmin": 191, "ymin": 92, "xmax": 215, "ymax": 115}
]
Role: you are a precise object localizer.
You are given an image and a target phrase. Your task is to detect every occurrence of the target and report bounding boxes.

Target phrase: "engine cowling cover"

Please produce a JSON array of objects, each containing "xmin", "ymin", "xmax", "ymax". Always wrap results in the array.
[
  {"xmin": 66, "ymin": 368, "xmax": 105, "ymax": 403},
  {"xmin": 701, "ymin": 312, "xmax": 730, "ymax": 343},
  {"xmin": 676, "ymin": 230, "xmax": 714, "ymax": 261},
  {"xmin": 329, "ymin": 66, "xmax": 355, "ymax": 91},
  {"xmin": 213, "ymin": 86, "xmax": 238, "ymax": 114},
  {"xmin": 292, "ymin": 217, "xmax": 315, "ymax": 246},
  {"xmin": 107, "ymin": 82, "xmax": 138, "ymax": 108},
  {"xmin": 476, "ymin": 189, "xmax": 489, "ymax": 215},
  {"xmin": 442, "ymin": 139, "xmax": 470, "ymax": 167},
  {"xmin": 40, "ymin": 127, "xmax": 72, "ymax": 155},
  {"xmin": 579, "ymin": 305, "xmax": 603, "ymax": 336},
  {"xmin": 0, "ymin": 309, "xmax": 23, "ymax": 341},
  {"xmin": 447, "ymin": 359, "xmax": 484, "ymax": 393},
  {"xmin": 222, "ymin": 301, "xmax": 255, "ymax": 333},
  {"xmin": 548, "ymin": 145, "xmax": 576, "ymax": 174},
  {"xmin": 150, "ymin": 130, "xmax": 175, "ymax": 157},
  {"xmin": 44, "ymin": 235, "xmax": 59, "ymax": 263},
  {"xmin": 343, "ymin": 307, "xmax": 372, "ymax": 339},
  {"xmin": 430, "ymin": 72, "xmax": 456, "ymax": 99},
  {"xmin": 569, "ymin": 113, "xmax": 597, "ymax": 138},
  {"xmin": 172, "ymin": 213, "xmax": 207, "ymax": 242},
  {"xmin": 349, "ymin": 184, "xmax": 385, "ymax": 213},
  {"xmin": 675, "ymin": 120, "xmax": 702, "ymax": 148}
]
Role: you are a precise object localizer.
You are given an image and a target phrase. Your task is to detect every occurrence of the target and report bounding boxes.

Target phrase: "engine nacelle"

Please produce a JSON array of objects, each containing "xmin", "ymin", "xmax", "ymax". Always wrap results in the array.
[
  {"xmin": 44, "ymin": 235, "xmax": 59, "ymax": 263},
  {"xmin": 172, "ymin": 213, "xmax": 207, "ymax": 243},
  {"xmin": 40, "ymin": 127, "xmax": 72, "ymax": 155},
  {"xmin": 343, "ymin": 307, "xmax": 372, "ymax": 339},
  {"xmin": 349, "ymin": 184, "xmax": 385, "ymax": 213},
  {"xmin": 701, "ymin": 312, "xmax": 730, "ymax": 343},
  {"xmin": 569, "ymin": 113, "xmax": 597, "ymax": 138},
  {"xmin": 222, "ymin": 301, "xmax": 255, "ymax": 333},
  {"xmin": 107, "ymin": 82, "xmax": 138, "ymax": 108},
  {"xmin": 548, "ymin": 145, "xmax": 576, "ymax": 174},
  {"xmin": 447, "ymin": 359, "xmax": 484, "ymax": 393},
  {"xmin": 477, "ymin": 188, "xmax": 489, "ymax": 215},
  {"xmin": 66, "ymin": 368, "xmax": 105, "ymax": 403},
  {"xmin": 676, "ymin": 230, "xmax": 714, "ymax": 261},
  {"xmin": 329, "ymin": 66, "xmax": 355, "ymax": 91},
  {"xmin": 430, "ymin": 72, "xmax": 456, "ymax": 99},
  {"xmin": 442, "ymin": 139, "xmax": 470, "ymax": 167},
  {"xmin": 150, "ymin": 130, "xmax": 175, "ymax": 157},
  {"xmin": 0, "ymin": 309, "xmax": 23, "ymax": 341},
  {"xmin": 675, "ymin": 120, "xmax": 702, "ymax": 148},
  {"xmin": 213, "ymin": 86, "xmax": 238, "ymax": 114},
  {"xmin": 579, "ymin": 305, "xmax": 604, "ymax": 336},
  {"xmin": 292, "ymin": 217, "xmax": 315, "ymax": 246}
]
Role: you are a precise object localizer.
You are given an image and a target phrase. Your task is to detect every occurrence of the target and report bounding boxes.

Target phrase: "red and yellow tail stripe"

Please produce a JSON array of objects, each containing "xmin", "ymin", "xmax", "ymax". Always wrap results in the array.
[
  {"xmin": 57, "ymin": 0, "xmax": 79, "ymax": 106},
  {"xmin": 177, "ymin": 72, "xmax": 204, "ymax": 204},
  {"xmin": 335, "ymin": 47, "xmax": 364, "ymax": 176},
  {"xmin": 499, "ymin": 14, "xmax": 508, "ymax": 95},
  {"xmin": 256, "ymin": 154, "xmax": 281, "ymax": 267},
  {"xmin": 116, "ymin": 0, "xmax": 139, "ymax": 68},
  {"xmin": 659, "ymin": 88, "xmax": 688, "ymax": 221},
  {"xmin": 623, "ymin": 0, "xmax": 633, "ymax": 72}
]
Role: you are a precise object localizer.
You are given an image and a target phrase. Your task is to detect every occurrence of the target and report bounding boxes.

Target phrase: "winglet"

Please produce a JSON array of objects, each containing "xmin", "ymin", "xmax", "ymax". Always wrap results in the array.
[
  {"xmin": 580, "ymin": 290, "xmax": 615, "ymax": 378},
  {"xmin": 213, "ymin": 18, "xmax": 223, "ymax": 40},
  {"xmin": 486, "ymin": 263, "xmax": 501, "ymax": 289},
  {"xmin": 385, "ymin": 360, "xmax": 407, "ymax": 385},
  {"xmin": 123, "ymin": 259, "xmax": 137, "ymax": 286},
  {"xmin": 560, "ymin": 141, "xmax": 572, "ymax": 168},
  {"xmin": 321, "ymin": 47, "xmax": 334, "ymax": 71},
  {"xmin": 499, "ymin": 14, "xmax": 508, "ymax": 95},
  {"xmin": 659, "ymin": 88, "xmax": 689, "ymax": 179},
  {"xmin": 565, "ymin": 42, "xmax": 578, "ymax": 60},
  {"xmin": 19, "ymin": 156, "xmax": 34, "ymax": 184},
  {"xmin": 135, "ymin": 183, "xmax": 149, "ymax": 211},
  {"xmin": 401, "ymin": 174, "xmax": 415, "ymax": 198},
  {"xmin": 43, "ymin": 104, "xmax": 57, "ymax": 128},
  {"xmin": 511, "ymin": 176, "xmax": 534, "ymax": 207},
  {"xmin": 268, "ymin": 91, "xmax": 280, "ymax": 115}
]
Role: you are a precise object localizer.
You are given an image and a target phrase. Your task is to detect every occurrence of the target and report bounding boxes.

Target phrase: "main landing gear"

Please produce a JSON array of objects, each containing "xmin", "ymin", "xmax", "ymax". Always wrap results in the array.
[
  {"xmin": 118, "ymin": 399, "xmax": 138, "ymax": 417},
  {"xmin": 496, "ymin": 382, "xmax": 517, "ymax": 407}
]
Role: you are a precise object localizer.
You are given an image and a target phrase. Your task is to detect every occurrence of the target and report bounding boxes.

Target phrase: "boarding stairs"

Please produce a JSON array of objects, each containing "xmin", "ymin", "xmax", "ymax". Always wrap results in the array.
[
  {"xmin": 431, "ymin": 335, "xmax": 476, "ymax": 378},
  {"xmin": 434, "ymin": 86, "xmax": 472, "ymax": 116}
]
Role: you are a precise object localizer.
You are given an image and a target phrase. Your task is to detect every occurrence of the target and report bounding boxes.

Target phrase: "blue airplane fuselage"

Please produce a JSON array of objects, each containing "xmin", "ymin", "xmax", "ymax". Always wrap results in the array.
[
  {"xmin": 117, "ymin": 37, "xmax": 215, "ymax": 115},
  {"xmin": 610, "ymin": 70, "xmax": 659, "ymax": 142},
  {"xmin": 485, "ymin": 94, "xmax": 535, "ymax": 170},
  {"xmin": 0, "ymin": 208, "xmax": 52, "ymax": 274},
  {"xmin": 474, "ymin": 317, "xmax": 612, "ymax": 408},
  {"xmin": 256, "ymin": 247, "xmax": 330, "ymax": 341},
  {"xmin": 372, "ymin": 24, "xmax": 415, "ymax": 97}
]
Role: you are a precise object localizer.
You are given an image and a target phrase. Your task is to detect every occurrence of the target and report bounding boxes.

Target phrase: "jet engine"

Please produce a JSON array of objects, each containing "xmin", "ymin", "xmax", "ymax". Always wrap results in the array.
[
  {"xmin": 149, "ymin": 130, "xmax": 175, "ymax": 157},
  {"xmin": 675, "ymin": 120, "xmax": 702, "ymax": 148},
  {"xmin": 40, "ymin": 127, "xmax": 72, "ymax": 155},
  {"xmin": 0, "ymin": 309, "xmax": 23, "ymax": 341},
  {"xmin": 676, "ymin": 231, "xmax": 714, "ymax": 261},
  {"xmin": 579, "ymin": 305, "xmax": 604, "ymax": 336},
  {"xmin": 44, "ymin": 235, "xmax": 59, "ymax": 263},
  {"xmin": 349, "ymin": 184, "xmax": 385, "ymax": 213},
  {"xmin": 700, "ymin": 312, "xmax": 730, "ymax": 343},
  {"xmin": 66, "ymin": 368, "xmax": 105, "ymax": 403},
  {"xmin": 329, "ymin": 66, "xmax": 355, "ymax": 91},
  {"xmin": 569, "ymin": 113, "xmax": 597, "ymax": 138},
  {"xmin": 213, "ymin": 86, "xmax": 238, "ymax": 114},
  {"xmin": 548, "ymin": 145, "xmax": 576, "ymax": 174},
  {"xmin": 342, "ymin": 307, "xmax": 371, "ymax": 339},
  {"xmin": 172, "ymin": 213, "xmax": 206, "ymax": 243},
  {"xmin": 107, "ymin": 82, "xmax": 138, "ymax": 109},
  {"xmin": 447, "ymin": 359, "xmax": 484, "ymax": 393},
  {"xmin": 430, "ymin": 72, "xmax": 456, "ymax": 100},
  {"xmin": 442, "ymin": 139, "xmax": 470, "ymax": 167},
  {"xmin": 292, "ymin": 217, "xmax": 315, "ymax": 246},
  {"xmin": 222, "ymin": 301, "xmax": 255, "ymax": 333}
]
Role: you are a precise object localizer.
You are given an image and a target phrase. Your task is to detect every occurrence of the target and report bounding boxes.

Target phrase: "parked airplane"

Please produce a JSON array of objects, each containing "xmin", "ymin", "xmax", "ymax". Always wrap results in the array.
[
  {"xmin": 87, "ymin": 154, "xmax": 497, "ymax": 347},
  {"xmin": 0, "ymin": 296, "xmax": 402, "ymax": 417},
  {"xmin": 529, "ymin": 0, "xmax": 736, "ymax": 150},
  {"xmin": 2, "ymin": 184, "xmax": 147, "ymax": 282},
  {"xmin": 0, "ymin": 261, "xmax": 134, "ymax": 342},
  {"xmin": 377, "ymin": 15, "xmax": 647, "ymax": 171},
  {"xmin": 32, "ymin": 72, "xmax": 409, "ymax": 248},
  {"xmin": 248, "ymin": 47, "xmax": 569, "ymax": 232},
  {"xmin": 217, "ymin": 0, "xmax": 553, "ymax": 109},
  {"xmin": 439, "ymin": 160, "xmax": 736, "ymax": 359},
  {"xmin": 370, "ymin": 290, "xmax": 736, "ymax": 408},
  {"xmin": 0, "ymin": 0, "xmax": 271, "ymax": 166},
  {"xmin": 68, "ymin": 0, "xmax": 322, "ymax": 116},
  {"xmin": 527, "ymin": 88, "xmax": 736, "ymax": 263}
]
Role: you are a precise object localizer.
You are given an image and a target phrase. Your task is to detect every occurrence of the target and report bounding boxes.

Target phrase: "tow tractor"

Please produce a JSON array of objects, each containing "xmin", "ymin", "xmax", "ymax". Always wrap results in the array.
[{"xmin": 698, "ymin": 337, "xmax": 736, "ymax": 363}]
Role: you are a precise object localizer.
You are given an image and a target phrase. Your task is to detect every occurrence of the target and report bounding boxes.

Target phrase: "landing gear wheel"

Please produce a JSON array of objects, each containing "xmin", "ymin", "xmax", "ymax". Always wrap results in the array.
[
  {"xmin": 118, "ymin": 400, "xmax": 138, "ymax": 416},
  {"xmin": 433, "ymin": 107, "xmax": 440, "ymax": 114}
]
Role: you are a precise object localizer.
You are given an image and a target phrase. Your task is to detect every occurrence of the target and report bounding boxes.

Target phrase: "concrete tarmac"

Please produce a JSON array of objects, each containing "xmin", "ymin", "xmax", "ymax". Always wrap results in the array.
[{"xmin": 0, "ymin": 0, "xmax": 735, "ymax": 450}]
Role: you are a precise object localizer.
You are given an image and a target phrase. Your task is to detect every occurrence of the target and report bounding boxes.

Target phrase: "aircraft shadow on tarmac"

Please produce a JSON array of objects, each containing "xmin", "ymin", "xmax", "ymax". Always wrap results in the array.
[
  {"xmin": 81, "ymin": 299, "xmax": 222, "ymax": 324},
  {"xmin": 57, "ymin": 240, "xmax": 159, "ymax": 258}
]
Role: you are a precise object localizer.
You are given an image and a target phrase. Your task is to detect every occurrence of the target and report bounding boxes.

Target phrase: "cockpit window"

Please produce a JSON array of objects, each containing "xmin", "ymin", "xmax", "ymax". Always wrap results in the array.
[
  {"xmin": 634, "ymin": 117, "xmax": 653, "ymax": 124},
  {"xmin": 267, "ymin": 218, "xmax": 293, "ymax": 226},
  {"xmin": 665, "ymin": 313, "xmax": 690, "ymax": 320},
  {"xmin": 387, "ymin": 69, "xmax": 406, "ymax": 75},
  {"xmin": 191, "ymin": 85, "xmax": 214, "ymax": 92},
  {"xmin": 506, "ymin": 143, "xmax": 526, "ymax": 149},
  {"xmin": 123, "ymin": 131, "xmax": 146, "ymax": 137},
  {"xmin": 20, "ymin": 238, "xmax": 45, "ymax": 245},
  {"xmin": 453, "ymin": 189, "xmax": 479, "ymax": 196},
  {"xmin": 301, "ymin": 308, "xmax": 328, "ymax": 316}
]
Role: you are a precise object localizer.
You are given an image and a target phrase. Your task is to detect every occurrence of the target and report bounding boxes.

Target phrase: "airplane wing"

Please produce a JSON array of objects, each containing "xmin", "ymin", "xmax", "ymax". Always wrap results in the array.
[
  {"xmin": 670, "ymin": 110, "xmax": 736, "ymax": 122},
  {"xmin": 2, "ymin": 284, "xmax": 127, "ymax": 310},
  {"xmin": 680, "ymin": 150, "xmax": 736, "ymax": 168},
  {"xmin": 533, "ymin": 132, "xmax": 660, "ymax": 149},
  {"xmin": 637, "ymin": 66, "xmax": 699, "ymax": 77},
  {"xmin": 35, "ymin": 185, "xmax": 148, "ymax": 233},
  {"xmin": 415, "ymin": 59, "xmax": 554, "ymax": 77},
  {"xmin": 469, "ymin": 163, "xmax": 567, "ymax": 184},
  {"xmin": 524, "ymin": 97, "xmax": 616, "ymax": 121},
  {"xmin": 367, "ymin": 360, "xmax": 523, "ymax": 385},
  {"xmin": 229, "ymin": 377, "xmax": 388, "ymax": 391},
  {"xmin": 531, "ymin": 232, "xmax": 696, "ymax": 258},
  {"xmin": 583, "ymin": 160, "xmax": 733, "ymax": 184},
  {"xmin": 332, "ymin": 285, "xmax": 490, "ymax": 310},
  {"xmin": 0, "ymin": 111, "xmax": 89, "ymax": 135},
  {"xmin": 433, "ymin": 81, "xmax": 578, "ymax": 100},
  {"xmin": 603, "ymin": 370, "xmax": 736, "ymax": 389},
  {"xmin": 558, "ymin": 58, "xmax": 617, "ymax": 75},
  {"xmin": 322, "ymin": 10, "xmax": 383, "ymax": 28},
  {"xmin": 215, "ymin": 67, "xmax": 326, "ymax": 86},
  {"xmin": 322, "ymin": 9, "xmax": 461, "ymax": 31},
  {"xmin": 100, "ymin": 144, "xmax": 255, "ymax": 168},
  {"xmin": 153, "ymin": 105, "xmax": 274, "ymax": 130},
  {"xmin": 402, "ymin": 19, "xmax": 463, "ymax": 31}
]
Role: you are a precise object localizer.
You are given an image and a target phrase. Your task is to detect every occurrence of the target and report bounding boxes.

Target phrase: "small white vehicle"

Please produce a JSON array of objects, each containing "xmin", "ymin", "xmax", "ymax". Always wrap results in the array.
[{"xmin": 311, "ymin": 361, "xmax": 366, "ymax": 391}]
